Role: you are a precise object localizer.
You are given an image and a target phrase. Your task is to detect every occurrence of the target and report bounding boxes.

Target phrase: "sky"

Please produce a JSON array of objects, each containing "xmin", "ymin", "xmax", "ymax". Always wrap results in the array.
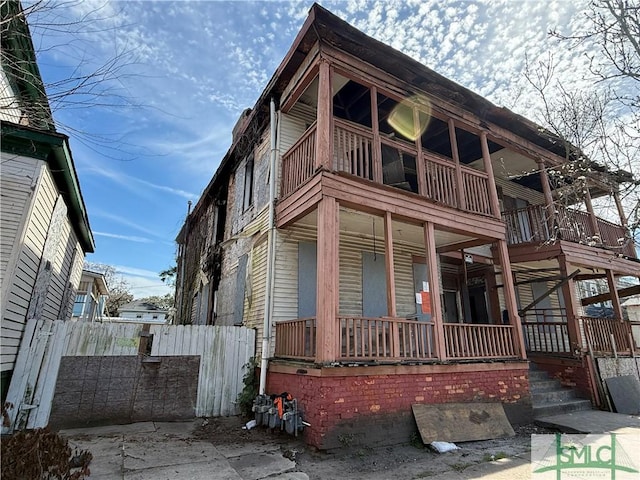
[{"xmin": 25, "ymin": 0, "xmax": 636, "ymax": 297}]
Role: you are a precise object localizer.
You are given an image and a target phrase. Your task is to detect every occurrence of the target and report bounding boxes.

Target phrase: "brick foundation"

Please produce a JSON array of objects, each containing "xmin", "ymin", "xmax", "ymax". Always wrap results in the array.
[{"xmin": 266, "ymin": 361, "xmax": 531, "ymax": 450}]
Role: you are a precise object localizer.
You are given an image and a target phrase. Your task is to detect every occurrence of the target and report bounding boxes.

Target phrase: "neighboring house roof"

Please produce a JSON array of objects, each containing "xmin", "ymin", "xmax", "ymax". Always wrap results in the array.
[
  {"xmin": 119, "ymin": 300, "xmax": 168, "ymax": 314},
  {"xmin": 0, "ymin": 121, "xmax": 95, "ymax": 252},
  {"xmin": 622, "ymin": 295, "xmax": 640, "ymax": 307},
  {"xmin": 177, "ymin": 2, "xmax": 629, "ymax": 242},
  {"xmin": 80, "ymin": 269, "xmax": 109, "ymax": 296},
  {"xmin": 1, "ymin": 2, "xmax": 94, "ymax": 252}
]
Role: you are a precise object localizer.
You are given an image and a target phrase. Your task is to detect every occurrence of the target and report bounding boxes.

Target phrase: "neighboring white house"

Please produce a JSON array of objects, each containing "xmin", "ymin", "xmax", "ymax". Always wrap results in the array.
[
  {"xmin": 71, "ymin": 270, "xmax": 109, "ymax": 322},
  {"xmin": 116, "ymin": 300, "xmax": 169, "ymax": 324},
  {"xmin": 1, "ymin": 2, "xmax": 94, "ymax": 400}
]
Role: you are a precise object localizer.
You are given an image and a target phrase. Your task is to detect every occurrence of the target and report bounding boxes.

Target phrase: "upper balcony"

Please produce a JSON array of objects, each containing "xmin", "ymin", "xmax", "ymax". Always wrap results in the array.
[
  {"xmin": 502, "ymin": 204, "xmax": 636, "ymax": 258},
  {"xmin": 280, "ymin": 118, "xmax": 494, "ymax": 218}
]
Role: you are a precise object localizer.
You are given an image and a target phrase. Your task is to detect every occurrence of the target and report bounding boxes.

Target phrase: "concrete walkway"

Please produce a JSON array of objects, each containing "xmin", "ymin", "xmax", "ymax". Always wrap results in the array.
[
  {"xmin": 536, "ymin": 410, "xmax": 640, "ymax": 434},
  {"xmin": 60, "ymin": 421, "xmax": 308, "ymax": 480}
]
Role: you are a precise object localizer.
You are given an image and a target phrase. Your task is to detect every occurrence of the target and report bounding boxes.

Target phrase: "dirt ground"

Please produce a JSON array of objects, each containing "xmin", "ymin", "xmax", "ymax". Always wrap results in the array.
[{"xmin": 194, "ymin": 416, "xmax": 554, "ymax": 480}]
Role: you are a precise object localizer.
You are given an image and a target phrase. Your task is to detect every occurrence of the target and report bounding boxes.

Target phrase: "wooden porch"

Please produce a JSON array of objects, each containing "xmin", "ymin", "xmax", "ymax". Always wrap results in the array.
[{"xmin": 274, "ymin": 316, "xmax": 519, "ymax": 363}]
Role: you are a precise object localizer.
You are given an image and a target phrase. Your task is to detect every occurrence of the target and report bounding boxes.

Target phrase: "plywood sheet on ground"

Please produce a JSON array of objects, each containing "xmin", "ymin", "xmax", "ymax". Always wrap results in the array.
[
  {"xmin": 605, "ymin": 375, "xmax": 640, "ymax": 415},
  {"xmin": 412, "ymin": 403, "xmax": 515, "ymax": 444}
]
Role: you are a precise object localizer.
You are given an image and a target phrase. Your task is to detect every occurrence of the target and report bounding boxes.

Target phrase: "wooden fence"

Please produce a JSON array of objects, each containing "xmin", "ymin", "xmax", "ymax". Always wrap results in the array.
[{"xmin": 4, "ymin": 320, "xmax": 255, "ymax": 431}]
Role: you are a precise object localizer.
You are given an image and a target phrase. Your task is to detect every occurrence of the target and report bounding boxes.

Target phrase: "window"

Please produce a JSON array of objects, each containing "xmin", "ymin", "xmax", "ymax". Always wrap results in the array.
[
  {"xmin": 242, "ymin": 157, "xmax": 254, "ymax": 210},
  {"xmin": 72, "ymin": 294, "xmax": 87, "ymax": 317},
  {"xmin": 152, "ymin": 315, "xmax": 158, "ymax": 319},
  {"xmin": 136, "ymin": 314, "xmax": 142, "ymax": 319}
]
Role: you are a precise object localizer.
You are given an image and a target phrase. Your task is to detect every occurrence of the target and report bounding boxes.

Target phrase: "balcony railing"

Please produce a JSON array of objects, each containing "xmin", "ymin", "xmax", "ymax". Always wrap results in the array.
[
  {"xmin": 520, "ymin": 309, "xmax": 571, "ymax": 355},
  {"xmin": 280, "ymin": 123, "xmax": 317, "ymax": 198},
  {"xmin": 280, "ymin": 118, "xmax": 492, "ymax": 216},
  {"xmin": 502, "ymin": 204, "xmax": 634, "ymax": 256},
  {"xmin": 274, "ymin": 316, "xmax": 519, "ymax": 362}
]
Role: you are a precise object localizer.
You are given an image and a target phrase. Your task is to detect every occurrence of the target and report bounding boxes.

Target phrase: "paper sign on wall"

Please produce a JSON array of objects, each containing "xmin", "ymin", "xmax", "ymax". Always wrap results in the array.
[
  {"xmin": 416, "ymin": 293, "xmax": 422, "ymax": 304},
  {"xmin": 423, "ymin": 281, "xmax": 429, "ymax": 292},
  {"xmin": 421, "ymin": 291, "xmax": 431, "ymax": 314}
]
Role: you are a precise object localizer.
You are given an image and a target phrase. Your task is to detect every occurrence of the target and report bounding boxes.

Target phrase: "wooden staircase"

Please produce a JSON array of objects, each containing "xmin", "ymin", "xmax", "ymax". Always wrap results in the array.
[{"xmin": 529, "ymin": 363, "xmax": 592, "ymax": 418}]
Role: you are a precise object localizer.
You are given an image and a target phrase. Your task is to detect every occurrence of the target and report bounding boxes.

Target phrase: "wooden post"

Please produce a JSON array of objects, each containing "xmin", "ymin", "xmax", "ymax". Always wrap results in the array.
[
  {"xmin": 315, "ymin": 59, "xmax": 333, "ymax": 171},
  {"xmin": 424, "ymin": 222, "xmax": 446, "ymax": 360},
  {"xmin": 558, "ymin": 254, "xmax": 582, "ymax": 353},
  {"xmin": 414, "ymin": 107, "xmax": 427, "ymax": 196},
  {"xmin": 448, "ymin": 119, "xmax": 465, "ymax": 210},
  {"xmin": 612, "ymin": 189, "xmax": 628, "ymax": 228},
  {"xmin": 583, "ymin": 188, "xmax": 601, "ymax": 240},
  {"xmin": 538, "ymin": 160, "xmax": 555, "ymax": 237},
  {"xmin": 606, "ymin": 269, "xmax": 623, "ymax": 320},
  {"xmin": 384, "ymin": 212, "xmax": 397, "ymax": 317},
  {"xmin": 495, "ymin": 240, "xmax": 527, "ymax": 358},
  {"xmin": 480, "ymin": 132, "xmax": 502, "ymax": 218},
  {"xmin": 315, "ymin": 196, "xmax": 339, "ymax": 363},
  {"xmin": 370, "ymin": 85, "xmax": 382, "ymax": 183}
]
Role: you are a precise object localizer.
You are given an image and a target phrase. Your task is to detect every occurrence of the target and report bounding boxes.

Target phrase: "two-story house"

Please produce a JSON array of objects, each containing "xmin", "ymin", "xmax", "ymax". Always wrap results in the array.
[
  {"xmin": 1, "ymin": 2, "xmax": 95, "ymax": 400},
  {"xmin": 175, "ymin": 4, "xmax": 638, "ymax": 449}
]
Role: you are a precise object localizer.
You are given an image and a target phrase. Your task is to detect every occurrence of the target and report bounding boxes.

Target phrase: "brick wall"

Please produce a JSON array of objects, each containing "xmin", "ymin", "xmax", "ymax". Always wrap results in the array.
[
  {"xmin": 49, "ymin": 355, "xmax": 199, "ymax": 429},
  {"xmin": 534, "ymin": 357, "xmax": 593, "ymax": 401},
  {"xmin": 266, "ymin": 363, "xmax": 531, "ymax": 450}
]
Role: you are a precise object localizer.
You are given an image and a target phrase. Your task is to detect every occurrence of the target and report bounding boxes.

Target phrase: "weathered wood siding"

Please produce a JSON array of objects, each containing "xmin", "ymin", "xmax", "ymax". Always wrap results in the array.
[
  {"xmin": 4, "ymin": 321, "xmax": 256, "ymax": 429},
  {"xmin": 1, "ymin": 161, "xmax": 83, "ymax": 373},
  {"xmin": 496, "ymin": 176, "xmax": 545, "ymax": 207},
  {"xmin": 1, "ymin": 161, "xmax": 50, "ymax": 372}
]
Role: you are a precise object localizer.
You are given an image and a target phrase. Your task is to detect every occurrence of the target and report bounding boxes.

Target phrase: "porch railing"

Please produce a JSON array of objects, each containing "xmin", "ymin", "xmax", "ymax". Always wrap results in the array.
[
  {"xmin": 520, "ymin": 309, "xmax": 571, "ymax": 355},
  {"xmin": 443, "ymin": 323, "xmax": 517, "ymax": 359},
  {"xmin": 582, "ymin": 316, "xmax": 638, "ymax": 355},
  {"xmin": 274, "ymin": 316, "xmax": 520, "ymax": 362},
  {"xmin": 502, "ymin": 204, "xmax": 634, "ymax": 256},
  {"xmin": 338, "ymin": 317, "xmax": 437, "ymax": 361},
  {"xmin": 334, "ymin": 119, "xmax": 373, "ymax": 180},
  {"xmin": 274, "ymin": 318, "xmax": 316, "ymax": 360},
  {"xmin": 280, "ymin": 123, "xmax": 317, "ymax": 198}
]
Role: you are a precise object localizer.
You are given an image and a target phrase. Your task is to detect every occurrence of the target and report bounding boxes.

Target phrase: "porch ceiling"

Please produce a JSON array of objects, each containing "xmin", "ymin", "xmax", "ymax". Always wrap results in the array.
[{"xmin": 295, "ymin": 207, "xmax": 479, "ymax": 248}]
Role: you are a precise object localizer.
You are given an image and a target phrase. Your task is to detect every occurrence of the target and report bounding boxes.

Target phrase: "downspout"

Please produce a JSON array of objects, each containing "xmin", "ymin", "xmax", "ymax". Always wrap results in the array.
[{"xmin": 259, "ymin": 98, "xmax": 278, "ymax": 395}]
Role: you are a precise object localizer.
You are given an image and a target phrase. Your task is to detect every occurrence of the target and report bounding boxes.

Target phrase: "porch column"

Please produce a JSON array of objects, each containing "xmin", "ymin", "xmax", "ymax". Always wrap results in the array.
[
  {"xmin": 315, "ymin": 58, "xmax": 333, "ymax": 171},
  {"xmin": 480, "ymin": 132, "xmax": 502, "ymax": 218},
  {"xmin": 448, "ymin": 119, "xmax": 465, "ymax": 210},
  {"xmin": 606, "ymin": 269, "xmax": 624, "ymax": 320},
  {"xmin": 558, "ymin": 254, "xmax": 582, "ymax": 353},
  {"xmin": 424, "ymin": 222, "xmax": 446, "ymax": 360},
  {"xmin": 495, "ymin": 240, "xmax": 527, "ymax": 359},
  {"xmin": 612, "ymin": 189, "xmax": 628, "ymax": 228},
  {"xmin": 583, "ymin": 188, "xmax": 601, "ymax": 240},
  {"xmin": 316, "ymin": 196, "xmax": 339, "ymax": 363},
  {"xmin": 538, "ymin": 160, "xmax": 555, "ymax": 237},
  {"xmin": 384, "ymin": 212, "xmax": 397, "ymax": 317},
  {"xmin": 414, "ymin": 107, "xmax": 427, "ymax": 196},
  {"xmin": 370, "ymin": 86, "xmax": 383, "ymax": 183}
]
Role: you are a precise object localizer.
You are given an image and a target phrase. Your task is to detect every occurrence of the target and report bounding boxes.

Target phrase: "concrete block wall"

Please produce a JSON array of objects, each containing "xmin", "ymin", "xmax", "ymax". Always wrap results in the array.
[
  {"xmin": 266, "ymin": 362, "xmax": 531, "ymax": 450},
  {"xmin": 49, "ymin": 355, "xmax": 199, "ymax": 429}
]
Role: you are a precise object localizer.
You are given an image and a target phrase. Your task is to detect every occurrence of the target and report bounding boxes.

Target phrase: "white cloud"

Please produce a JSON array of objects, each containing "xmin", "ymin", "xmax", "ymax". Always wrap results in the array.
[{"xmin": 93, "ymin": 231, "xmax": 152, "ymax": 243}]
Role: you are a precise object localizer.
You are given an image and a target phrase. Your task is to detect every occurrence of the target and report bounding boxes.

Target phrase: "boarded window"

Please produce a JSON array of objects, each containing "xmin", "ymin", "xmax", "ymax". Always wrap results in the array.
[
  {"xmin": 362, "ymin": 251, "xmax": 387, "ymax": 317},
  {"xmin": 298, "ymin": 242, "xmax": 317, "ymax": 318},
  {"xmin": 243, "ymin": 158, "xmax": 254, "ymax": 211},
  {"xmin": 234, "ymin": 254, "xmax": 248, "ymax": 325}
]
